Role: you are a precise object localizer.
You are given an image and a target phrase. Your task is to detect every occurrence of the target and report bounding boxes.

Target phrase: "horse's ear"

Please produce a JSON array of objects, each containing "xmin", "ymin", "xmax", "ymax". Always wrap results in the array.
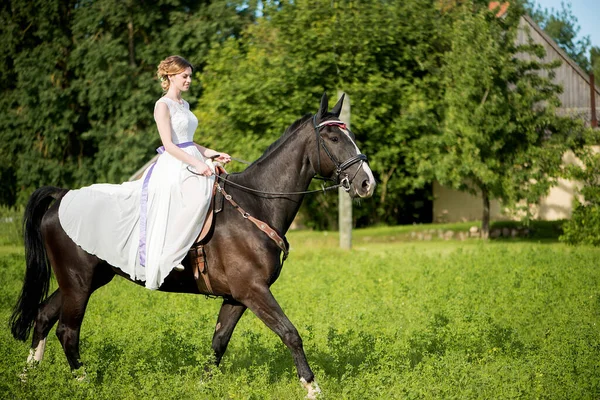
[
  {"xmin": 317, "ymin": 92, "xmax": 329, "ymax": 119},
  {"xmin": 331, "ymin": 93, "xmax": 345, "ymax": 117}
]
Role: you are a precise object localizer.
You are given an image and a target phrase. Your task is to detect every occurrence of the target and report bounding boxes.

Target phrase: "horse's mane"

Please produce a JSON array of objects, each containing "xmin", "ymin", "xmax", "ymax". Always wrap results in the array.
[{"xmin": 251, "ymin": 113, "xmax": 313, "ymax": 165}]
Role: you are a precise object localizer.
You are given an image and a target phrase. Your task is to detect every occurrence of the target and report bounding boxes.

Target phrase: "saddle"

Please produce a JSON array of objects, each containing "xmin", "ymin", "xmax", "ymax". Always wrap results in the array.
[{"xmin": 187, "ymin": 165, "xmax": 227, "ymax": 295}]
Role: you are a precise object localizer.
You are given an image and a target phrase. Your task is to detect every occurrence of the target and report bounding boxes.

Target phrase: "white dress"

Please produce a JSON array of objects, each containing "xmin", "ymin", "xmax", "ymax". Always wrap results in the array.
[{"xmin": 59, "ymin": 97, "xmax": 215, "ymax": 289}]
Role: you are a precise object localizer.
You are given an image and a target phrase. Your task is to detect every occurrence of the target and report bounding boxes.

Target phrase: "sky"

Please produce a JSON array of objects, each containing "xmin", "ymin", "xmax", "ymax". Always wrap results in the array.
[{"xmin": 532, "ymin": 0, "xmax": 600, "ymax": 48}]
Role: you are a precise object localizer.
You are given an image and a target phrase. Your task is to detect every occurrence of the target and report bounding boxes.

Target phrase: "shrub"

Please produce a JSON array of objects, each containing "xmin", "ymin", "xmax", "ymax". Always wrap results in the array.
[
  {"xmin": 560, "ymin": 200, "xmax": 600, "ymax": 245},
  {"xmin": 560, "ymin": 135, "xmax": 600, "ymax": 246}
]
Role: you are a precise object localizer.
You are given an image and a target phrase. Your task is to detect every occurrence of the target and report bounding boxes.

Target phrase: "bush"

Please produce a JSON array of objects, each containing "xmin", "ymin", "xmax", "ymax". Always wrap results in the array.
[
  {"xmin": 490, "ymin": 220, "xmax": 565, "ymax": 240},
  {"xmin": 559, "ymin": 135, "xmax": 600, "ymax": 245},
  {"xmin": 560, "ymin": 200, "xmax": 600, "ymax": 245}
]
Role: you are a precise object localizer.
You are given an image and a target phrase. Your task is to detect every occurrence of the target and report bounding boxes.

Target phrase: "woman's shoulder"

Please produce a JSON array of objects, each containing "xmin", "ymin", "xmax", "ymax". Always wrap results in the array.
[
  {"xmin": 154, "ymin": 97, "xmax": 173, "ymax": 113},
  {"xmin": 155, "ymin": 96, "xmax": 188, "ymax": 110},
  {"xmin": 155, "ymin": 96, "xmax": 170, "ymax": 106}
]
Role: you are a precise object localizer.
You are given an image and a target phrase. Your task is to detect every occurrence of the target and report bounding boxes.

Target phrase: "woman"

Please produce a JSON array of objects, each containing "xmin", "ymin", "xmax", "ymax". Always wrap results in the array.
[{"xmin": 59, "ymin": 55, "xmax": 230, "ymax": 289}]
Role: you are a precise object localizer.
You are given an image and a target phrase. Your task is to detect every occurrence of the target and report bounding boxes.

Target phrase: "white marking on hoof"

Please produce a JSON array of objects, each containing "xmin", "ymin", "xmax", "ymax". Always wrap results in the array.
[
  {"xmin": 22, "ymin": 339, "xmax": 47, "ymax": 382},
  {"xmin": 26, "ymin": 348, "xmax": 36, "ymax": 365},
  {"xmin": 32, "ymin": 338, "xmax": 46, "ymax": 363},
  {"xmin": 215, "ymin": 322, "xmax": 221, "ymax": 332},
  {"xmin": 72, "ymin": 366, "xmax": 87, "ymax": 382},
  {"xmin": 300, "ymin": 377, "xmax": 322, "ymax": 399}
]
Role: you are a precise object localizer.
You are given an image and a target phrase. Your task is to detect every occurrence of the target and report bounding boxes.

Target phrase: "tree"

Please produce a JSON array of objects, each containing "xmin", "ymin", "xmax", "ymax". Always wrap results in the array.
[
  {"xmin": 527, "ymin": 0, "xmax": 592, "ymax": 72},
  {"xmin": 591, "ymin": 46, "xmax": 600, "ymax": 82},
  {"xmin": 416, "ymin": 1, "xmax": 585, "ymax": 238},
  {"xmin": 0, "ymin": 0, "xmax": 256, "ymax": 206},
  {"xmin": 197, "ymin": 0, "xmax": 447, "ymax": 227}
]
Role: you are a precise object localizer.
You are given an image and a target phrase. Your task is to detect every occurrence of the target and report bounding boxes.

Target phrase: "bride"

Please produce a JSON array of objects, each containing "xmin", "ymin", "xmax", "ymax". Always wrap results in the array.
[{"xmin": 59, "ymin": 55, "xmax": 230, "ymax": 289}]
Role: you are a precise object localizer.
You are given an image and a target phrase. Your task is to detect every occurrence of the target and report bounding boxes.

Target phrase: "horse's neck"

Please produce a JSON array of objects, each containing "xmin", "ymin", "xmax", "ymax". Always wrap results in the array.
[{"xmin": 231, "ymin": 130, "xmax": 315, "ymax": 233}]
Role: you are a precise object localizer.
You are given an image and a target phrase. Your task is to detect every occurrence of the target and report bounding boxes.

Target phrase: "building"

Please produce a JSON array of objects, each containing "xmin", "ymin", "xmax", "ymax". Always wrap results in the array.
[{"xmin": 432, "ymin": 7, "xmax": 600, "ymax": 223}]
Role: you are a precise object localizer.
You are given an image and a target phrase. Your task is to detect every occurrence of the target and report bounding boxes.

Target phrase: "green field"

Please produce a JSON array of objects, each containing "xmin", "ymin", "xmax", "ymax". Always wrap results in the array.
[{"xmin": 1, "ymin": 227, "xmax": 599, "ymax": 399}]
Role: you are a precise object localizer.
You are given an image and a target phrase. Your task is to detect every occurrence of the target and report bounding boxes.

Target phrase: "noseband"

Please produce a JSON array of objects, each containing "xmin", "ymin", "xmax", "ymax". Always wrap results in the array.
[{"xmin": 312, "ymin": 114, "xmax": 368, "ymax": 191}]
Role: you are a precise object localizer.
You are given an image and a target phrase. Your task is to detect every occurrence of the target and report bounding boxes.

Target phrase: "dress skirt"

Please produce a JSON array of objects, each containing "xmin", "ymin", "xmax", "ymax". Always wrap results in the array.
[{"xmin": 58, "ymin": 146, "xmax": 215, "ymax": 289}]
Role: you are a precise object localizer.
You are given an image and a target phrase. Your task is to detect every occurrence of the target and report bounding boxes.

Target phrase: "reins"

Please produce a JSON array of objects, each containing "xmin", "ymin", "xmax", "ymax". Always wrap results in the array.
[
  {"xmin": 185, "ymin": 112, "xmax": 369, "ymax": 289},
  {"xmin": 221, "ymin": 174, "xmax": 345, "ymax": 196},
  {"xmin": 186, "ymin": 113, "xmax": 369, "ymax": 197},
  {"xmin": 187, "ymin": 167, "xmax": 345, "ymax": 196}
]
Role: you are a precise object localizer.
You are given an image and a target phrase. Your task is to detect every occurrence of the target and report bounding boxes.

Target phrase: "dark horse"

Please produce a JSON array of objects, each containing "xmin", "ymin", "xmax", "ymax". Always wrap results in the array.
[{"xmin": 10, "ymin": 93, "xmax": 375, "ymax": 398}]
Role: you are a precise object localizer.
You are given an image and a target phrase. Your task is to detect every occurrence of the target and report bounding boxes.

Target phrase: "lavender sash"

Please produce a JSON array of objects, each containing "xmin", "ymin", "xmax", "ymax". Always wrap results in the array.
[{"xmin": 138, "ymin": 141, "xmax": 196, "ymax": 267}]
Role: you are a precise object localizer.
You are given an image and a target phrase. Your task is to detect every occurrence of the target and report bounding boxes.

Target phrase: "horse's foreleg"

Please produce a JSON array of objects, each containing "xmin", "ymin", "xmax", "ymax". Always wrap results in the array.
[
  {"xmin": 212, "ymin": 298, "xmax": 247, "ymax": 366},
  {"xmin": 240, "ymin": 286, "xmax": 321, "ymax": 399}
]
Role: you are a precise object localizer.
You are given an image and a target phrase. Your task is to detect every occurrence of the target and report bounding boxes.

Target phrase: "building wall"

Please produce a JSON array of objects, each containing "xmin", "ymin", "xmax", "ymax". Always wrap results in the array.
[
  {"xmin": 432, "ymin": 181, "xmax": 505, "ymax": 223},
  {"xmin": 432, "ymin": 180, "xmax": 578, "ymax": 223},
  {"xmin": 433, "ymin": 151, "xmax": 584, "ymax": 223}
]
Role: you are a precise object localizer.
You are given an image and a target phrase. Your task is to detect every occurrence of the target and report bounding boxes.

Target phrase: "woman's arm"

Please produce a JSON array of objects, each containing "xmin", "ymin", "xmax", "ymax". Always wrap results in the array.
[{"xmin": 154, "ymin": 102, "xmax": 213, "ymax": 176}]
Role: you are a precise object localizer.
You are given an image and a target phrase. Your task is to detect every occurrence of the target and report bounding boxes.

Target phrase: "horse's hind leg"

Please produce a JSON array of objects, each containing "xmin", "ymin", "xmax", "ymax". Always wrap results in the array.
[
  {"xmin": 40, "ymin": 196, "xmax": 114, "ymax": 375},
  {"xmin": 27, "ymin": 290, "xmax": 62, "ymax": 366},
  {"xmin": 55, "ymin": 265, "xmax": 115, "ymax": 374},
  {"xmin": 211, "ymin": 298, "xmax": 247, "ymax": 366},
  {"xmin": 56, "ymin": 293, "xmax": 89, "ymax": 372}
]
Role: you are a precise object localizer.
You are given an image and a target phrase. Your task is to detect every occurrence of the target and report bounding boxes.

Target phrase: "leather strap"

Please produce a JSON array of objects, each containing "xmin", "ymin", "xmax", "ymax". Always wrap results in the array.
[
  {"xmin": 190, "ymin": 244, "xmax": 213, "ymax": 294},
  {"xmin": 217, "ymin": 184, "xmax": 289, "ymax": 259}
]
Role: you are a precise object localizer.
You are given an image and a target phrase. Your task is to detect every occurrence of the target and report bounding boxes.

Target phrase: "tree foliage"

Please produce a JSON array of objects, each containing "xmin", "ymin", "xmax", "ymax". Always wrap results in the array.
[
  {"xmin": 415, "ymin": 1, "xmax": 585, "ymax": 237},
  {"xmin": 0, "ymin": 0, "xmax": 591, "ymax": 231},
  {"xmin": 198, "ymin": 0, "xmax": 447, "ymax": 227},
  {"xmin": 0, "ymin": 0, "xmax": 255, "ymax": 204},
  {"xmin": 527, "ymin": 0, "xmax": 597, "ymax": 73},
  {"xmin": 560, "ymin": 130, "xmax": 600, "ymax": 245}
]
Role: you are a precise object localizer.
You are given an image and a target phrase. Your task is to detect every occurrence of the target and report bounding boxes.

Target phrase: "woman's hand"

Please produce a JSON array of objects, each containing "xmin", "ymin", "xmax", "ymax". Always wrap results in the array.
[
  {"xmin": 214, "ymin": 152, "xmax": 231, "ymax": 164},
  {"xmin": 191, "ymin": 160, "xmax": 213, "ymax": 177},
  {"xmin": 203, "ymin": 148, "xmax": 231, "ymax": 164}
]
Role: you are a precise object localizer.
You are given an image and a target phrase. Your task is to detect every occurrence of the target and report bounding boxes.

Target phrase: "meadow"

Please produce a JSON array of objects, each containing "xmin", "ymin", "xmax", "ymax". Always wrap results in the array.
[{"xmin": 1, "ymin": 225, "xmax": 599, "ymax": 399}]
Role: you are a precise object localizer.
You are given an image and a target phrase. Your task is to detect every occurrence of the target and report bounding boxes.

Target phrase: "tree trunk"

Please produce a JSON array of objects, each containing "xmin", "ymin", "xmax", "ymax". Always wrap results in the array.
[
  {"xmin": 337, "ymin": 90, "xmax": 352, "ymax": 249},
  {"xmin": 128, "ymin": 20, "xmax": 136, "ymax": 67},
  {"xmin": 481, "ymin": 187, "xmax": 490, "ymax": 240}
]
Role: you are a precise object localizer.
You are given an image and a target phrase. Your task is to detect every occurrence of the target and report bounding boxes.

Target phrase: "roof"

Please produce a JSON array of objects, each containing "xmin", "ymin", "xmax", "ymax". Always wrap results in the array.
[{"xmin": 519, "ymin": 13, "xmax": 600, "ymax": 97}]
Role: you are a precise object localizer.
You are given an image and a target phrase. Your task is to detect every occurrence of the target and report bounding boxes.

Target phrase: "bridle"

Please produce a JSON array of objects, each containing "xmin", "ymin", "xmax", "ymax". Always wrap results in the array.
[
  {"xmin": 312, "ymin": 114, "xmax": 368, "ymax": 192},
  {"xmin": 188, "ymin": 114, "xmax": 369, "ymax": 196}
]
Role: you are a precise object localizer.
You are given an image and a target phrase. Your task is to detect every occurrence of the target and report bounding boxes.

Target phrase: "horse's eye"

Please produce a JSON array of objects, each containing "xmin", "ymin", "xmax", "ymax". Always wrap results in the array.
[{"xmin": 330, "ymin": 136, "xmax": 339, "ymax": 143}]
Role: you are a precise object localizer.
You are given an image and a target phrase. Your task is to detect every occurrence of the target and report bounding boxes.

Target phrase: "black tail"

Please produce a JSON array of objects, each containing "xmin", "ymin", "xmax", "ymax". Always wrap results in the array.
[{"xmin": 10, "ymin": 186, "xmax": 68, "ymax": 341}]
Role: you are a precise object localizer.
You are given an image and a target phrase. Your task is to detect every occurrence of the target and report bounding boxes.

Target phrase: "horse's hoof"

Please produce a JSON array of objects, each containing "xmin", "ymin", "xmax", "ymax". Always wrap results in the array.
[
  {"xmin": 300, "ymin": 377, "xmax": 322, "ymax": 399},
  {"xmin": 19, "ymin": 369, "xmax": 28, "ymax": 383},
  {"xmin": 72, "ymin": 366, "xmax": 87, "ymax": 382},
  {"xmin": 20, "ymin": 359, "xmax": 39, "ymax": 383}
]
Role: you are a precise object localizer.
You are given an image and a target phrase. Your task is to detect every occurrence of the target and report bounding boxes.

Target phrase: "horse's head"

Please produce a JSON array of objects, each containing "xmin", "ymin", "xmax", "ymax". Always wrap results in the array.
[{"xmin": 310, "ymin": 93, "xmax": 376, "ymax": 199}]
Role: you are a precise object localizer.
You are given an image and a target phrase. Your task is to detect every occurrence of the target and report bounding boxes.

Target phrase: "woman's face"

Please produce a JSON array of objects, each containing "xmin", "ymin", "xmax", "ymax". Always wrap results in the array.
[{"xmin": 170, "ymin": 67, "xmax": 192, "ymax": 92}]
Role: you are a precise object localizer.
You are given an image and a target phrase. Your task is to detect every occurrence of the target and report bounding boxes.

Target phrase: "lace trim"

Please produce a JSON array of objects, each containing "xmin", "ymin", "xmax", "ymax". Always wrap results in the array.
[{"xmin": 159, "ymin": 97, "xmax": 188, "ymax": 111}]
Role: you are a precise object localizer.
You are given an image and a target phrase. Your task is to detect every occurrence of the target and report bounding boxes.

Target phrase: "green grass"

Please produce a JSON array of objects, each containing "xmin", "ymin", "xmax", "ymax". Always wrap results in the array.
[{"xmin": 1, "ymin": 226, "xmax": 599, "ymax": 399}]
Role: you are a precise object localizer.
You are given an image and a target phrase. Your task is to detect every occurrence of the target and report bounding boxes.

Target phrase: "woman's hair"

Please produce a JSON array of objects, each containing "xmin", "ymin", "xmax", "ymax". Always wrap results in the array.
[{"xmin": 156, "ymin": 55, "xmax": 193, "ymax": 92}]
